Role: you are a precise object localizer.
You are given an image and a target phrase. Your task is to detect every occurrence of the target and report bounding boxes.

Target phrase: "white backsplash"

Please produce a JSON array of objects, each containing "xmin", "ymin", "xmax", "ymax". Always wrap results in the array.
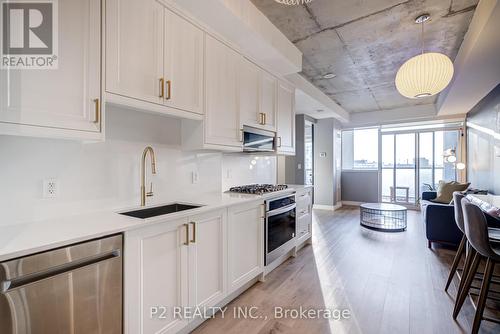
[
  {"xmin": 0, "ymin": 106, "xmax": 277, "ymax": 226},
  {"xmin": 222, "ymin": 154, "xmax": 277, "ymax": 191},
  {"xmin": 0, "ymin": 106, "xmax": 218, "ymax": 226}
]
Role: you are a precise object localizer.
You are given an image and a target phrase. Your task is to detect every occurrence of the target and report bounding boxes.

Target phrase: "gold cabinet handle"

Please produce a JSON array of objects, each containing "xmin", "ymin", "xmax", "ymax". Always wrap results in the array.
[
  {"xmin": 183, "ymin": 224, "xmax": 189, "ymax": 246},
  {"xmin": 93, "ymin": 98, "xmax": 100, "ymax": 123},
  {"xmin": 166, "ymin": 80, "xmax": 172, "ymax": 100},
  {"xmin": 190, "ymin": 222, "xmax": 196, "ymax": 243},
  {"xmin": 159, "ymin": 78, "xmax": 164, "ymax": 98},
  {"xmin": 259, "ymin": 113, "xmax": 267, "ymax": 125}
]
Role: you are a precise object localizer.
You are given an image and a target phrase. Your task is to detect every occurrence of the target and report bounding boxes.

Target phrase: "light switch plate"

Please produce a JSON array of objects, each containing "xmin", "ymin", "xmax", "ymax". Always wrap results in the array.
[{"xmin": 319, "ymin": 152, "xmax": 327, "ymax": 157}]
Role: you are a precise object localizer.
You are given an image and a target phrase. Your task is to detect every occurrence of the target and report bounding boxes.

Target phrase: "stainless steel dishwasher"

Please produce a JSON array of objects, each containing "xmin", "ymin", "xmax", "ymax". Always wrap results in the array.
[{"xmin": 0, "ymin": 234, "xmax": 123, "ymax": 334}]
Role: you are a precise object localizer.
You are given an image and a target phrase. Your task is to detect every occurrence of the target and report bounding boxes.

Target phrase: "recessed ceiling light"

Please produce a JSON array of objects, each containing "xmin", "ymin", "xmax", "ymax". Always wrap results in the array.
[{"xmin": 322, "ymin": 73, "xmax": 336, "ymax": 79}]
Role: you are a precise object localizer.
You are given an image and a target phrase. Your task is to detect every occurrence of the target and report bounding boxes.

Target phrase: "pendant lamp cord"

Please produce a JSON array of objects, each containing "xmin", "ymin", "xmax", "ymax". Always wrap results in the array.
[{"xmin": 421, "ymin": 20, "xmax": 425, "ymax": 55}]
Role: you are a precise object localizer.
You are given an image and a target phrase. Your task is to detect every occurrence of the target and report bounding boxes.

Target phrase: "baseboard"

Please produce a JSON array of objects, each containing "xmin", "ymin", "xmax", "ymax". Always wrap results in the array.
[
  {"xmin": 313, "ymin": 203, "xmax": 344, "ymax": 211},
  {"xmin": 313, "ymin": 204, "xmax": 335, "ymax": 210},
  {"xmin": 342, "ymin": 201, "xmax": 364, "ymax": 206}
]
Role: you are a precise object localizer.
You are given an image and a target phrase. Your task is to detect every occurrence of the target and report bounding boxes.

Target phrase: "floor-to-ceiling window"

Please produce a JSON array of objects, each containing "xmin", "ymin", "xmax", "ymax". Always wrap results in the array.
[
  {"xmin": 341, "ymin": 128, "xmax": 379, "ymax": 170},
  {"xmin": 341, "ymin": 122, "xmax": 464, "ymax": 207},
  {"xmin": 418, "ymin": 130, "xmax": 461, "ymax": 194}
]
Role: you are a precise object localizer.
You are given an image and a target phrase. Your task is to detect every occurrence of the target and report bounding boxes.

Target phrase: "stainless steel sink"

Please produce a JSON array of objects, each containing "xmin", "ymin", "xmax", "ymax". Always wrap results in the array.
[{"xmin": 120, "ymin": 203, "xmax": 202, "ymax": 219}]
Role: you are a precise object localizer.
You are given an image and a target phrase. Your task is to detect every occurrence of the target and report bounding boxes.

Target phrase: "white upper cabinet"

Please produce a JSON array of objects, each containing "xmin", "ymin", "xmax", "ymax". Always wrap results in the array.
[
  {"xmin": 276, "ymin": 80, "xmax": 296, "ymax": 155},
  {"xmin": 163, "ymin": 9, "xmax": 203, "ymax": 114},
  {"xmin": 238, "ymin": 57, "xmax": 276, "ymax": 132},
  {"xmin": 0, "ymin": 0, "xmax": 102, "ymax": 138},
  {"xmin": 204, "ymin": 34, "xmax": 241, "ymax": 148},
  {"xmin": 106, "ymin": 0, "xmax": 163, "ymax": 105},
  {"xmin": 106, "ymin": 0, "xmax": 203, "ymax": 116},
  {"xmin": 238, "ymin": 58, "xmax": 260, "ymax": 129},
  {"xmin": 259, "ymin": 71, "xmax": 277, "ymax": 131}
]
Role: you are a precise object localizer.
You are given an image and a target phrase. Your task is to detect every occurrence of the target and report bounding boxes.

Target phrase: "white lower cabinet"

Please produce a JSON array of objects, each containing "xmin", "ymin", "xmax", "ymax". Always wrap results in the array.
[
  {"xmin": 125, "ymin": 203, "xmax": 264, "ymax": 334},
  {"xmin": 295, "ymin": 188, "xmax": 313, "ymax": 245},
  {"xmin": 188, "ymin": 209, "xmax": 227, "ymax": 311},
  {"xmin": 227, "ymin": 201, "xmax": 264, "ymax": 293},
  {"xmin": 125, "ymin": 218, "xmax": 189, "ymax": 334}
]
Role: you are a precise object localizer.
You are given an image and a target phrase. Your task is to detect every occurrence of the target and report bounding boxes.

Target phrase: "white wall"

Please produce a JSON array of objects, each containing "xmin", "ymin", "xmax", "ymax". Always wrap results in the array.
[
  {"xmin": 467, "ymin": 85, "xmax": 500, "ymax": 194},
  {"xmin": 0, "ymin": 106, "xmax": 276, "ymax": 226},
  {"xmin": 313, "ymin": 118, "xmax": 335, "ymax": 207}
]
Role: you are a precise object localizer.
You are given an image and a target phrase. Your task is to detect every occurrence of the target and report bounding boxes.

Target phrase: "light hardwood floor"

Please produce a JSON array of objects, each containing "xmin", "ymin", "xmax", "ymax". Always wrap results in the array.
[{"xmin": 193, "ymin": 207, "xmax": 500, "ymax": 334}]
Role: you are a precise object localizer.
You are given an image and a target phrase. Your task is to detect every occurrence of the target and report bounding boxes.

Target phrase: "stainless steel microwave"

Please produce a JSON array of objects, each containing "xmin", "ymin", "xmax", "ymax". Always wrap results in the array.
[{"xmin": 242, "ymin": 126, "xmax": 275, "ymax": 152}]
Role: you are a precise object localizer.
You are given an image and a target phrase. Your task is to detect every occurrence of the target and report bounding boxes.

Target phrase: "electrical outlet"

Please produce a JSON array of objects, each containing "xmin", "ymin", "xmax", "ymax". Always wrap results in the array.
[
  {"xmin": 43, "ymin": 179, "xmax": 59, "ymax": 198},
  {"xmin": 191, "ymin": 171, "xmax": 199, "ymax": 184}
]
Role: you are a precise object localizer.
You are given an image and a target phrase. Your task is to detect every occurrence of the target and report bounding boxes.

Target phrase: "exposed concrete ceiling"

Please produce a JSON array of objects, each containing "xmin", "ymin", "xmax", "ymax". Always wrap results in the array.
[{"xmin": 250, "ymin": 0, "xmax": 478, "ymax": 113}]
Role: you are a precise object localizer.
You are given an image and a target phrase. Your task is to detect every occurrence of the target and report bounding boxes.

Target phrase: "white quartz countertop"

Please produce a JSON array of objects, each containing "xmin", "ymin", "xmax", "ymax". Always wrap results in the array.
[{"xmin": 0, "ymin": 185, "xmax": 313, "ymax": 262}]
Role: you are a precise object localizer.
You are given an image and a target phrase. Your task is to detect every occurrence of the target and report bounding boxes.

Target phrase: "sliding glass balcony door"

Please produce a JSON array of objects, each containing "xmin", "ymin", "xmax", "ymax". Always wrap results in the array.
[
  {"xmin": 381, "ymin": 133, "xmax": 417, "ymax": 204},
  {"xmin": 381, "ymin": 128, "xmax": 462, "ymax": 205}
]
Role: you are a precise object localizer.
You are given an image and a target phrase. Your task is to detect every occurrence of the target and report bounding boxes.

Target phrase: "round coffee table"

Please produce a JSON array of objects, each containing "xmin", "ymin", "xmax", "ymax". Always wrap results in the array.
[{"xmin": 360, "ymin": 203, "xmax": 407, "ymax": 232}]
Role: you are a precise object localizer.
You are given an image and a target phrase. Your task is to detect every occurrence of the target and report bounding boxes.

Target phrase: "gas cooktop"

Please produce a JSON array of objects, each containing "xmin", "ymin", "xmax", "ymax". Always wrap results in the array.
[{"xmin": 228, "ymin": 184, "xmax": 288, "ymax": 195}]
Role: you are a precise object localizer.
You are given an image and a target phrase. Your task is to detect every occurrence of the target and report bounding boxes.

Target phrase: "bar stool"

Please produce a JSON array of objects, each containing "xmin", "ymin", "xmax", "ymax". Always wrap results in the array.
[
  {"xmin": 455, "ymin": 199, "xmax": 500, "ymax": 334},
  {"xmin": 447, "ymin": 193, "xmax": 480, "ymax": 320},
  {"xmin": 445, "ymin": 192, "xmax": 468, "ymax": 292}
]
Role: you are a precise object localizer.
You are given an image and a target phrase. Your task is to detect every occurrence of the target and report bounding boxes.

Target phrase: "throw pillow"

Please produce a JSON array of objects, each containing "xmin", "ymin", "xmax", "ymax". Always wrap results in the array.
[{"xmin": 433, "ymin": 180, "xmax": 470, "ymax": 204}]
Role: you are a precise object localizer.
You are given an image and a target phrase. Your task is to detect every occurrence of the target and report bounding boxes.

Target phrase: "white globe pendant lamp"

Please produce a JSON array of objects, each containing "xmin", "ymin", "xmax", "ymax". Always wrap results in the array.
[{"xmin": 395, "ymin": 14, "xmax": 454, "ymax": 99}]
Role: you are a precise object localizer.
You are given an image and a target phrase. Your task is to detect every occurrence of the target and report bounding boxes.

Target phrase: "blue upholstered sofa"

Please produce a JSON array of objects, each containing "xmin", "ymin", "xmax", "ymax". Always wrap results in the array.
[
  {"xmin": 420, "ymin": 191, "xmax": 462, "ymax": 248},
  {"xmin": 421, "ymin": 191, "xmax": 500, "ymax": 248}
]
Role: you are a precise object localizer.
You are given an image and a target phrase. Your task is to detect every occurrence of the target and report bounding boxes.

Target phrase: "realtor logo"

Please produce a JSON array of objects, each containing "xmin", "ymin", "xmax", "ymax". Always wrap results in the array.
[{"xmin": 1, "ymin": 0, "xmax": 58, "ymax": 69}]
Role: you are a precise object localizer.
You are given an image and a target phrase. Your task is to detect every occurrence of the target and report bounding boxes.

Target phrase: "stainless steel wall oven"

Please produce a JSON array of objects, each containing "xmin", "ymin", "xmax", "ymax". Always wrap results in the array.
[{"xmin": 265, "ymin": 193, "xmax": 296, "ymax": 265}]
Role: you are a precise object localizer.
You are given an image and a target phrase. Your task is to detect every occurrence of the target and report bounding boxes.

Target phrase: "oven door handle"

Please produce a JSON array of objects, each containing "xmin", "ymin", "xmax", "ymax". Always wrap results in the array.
[{"xmin": 267, "ymin": 204, "xmax": 296, "ymax": 217}]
